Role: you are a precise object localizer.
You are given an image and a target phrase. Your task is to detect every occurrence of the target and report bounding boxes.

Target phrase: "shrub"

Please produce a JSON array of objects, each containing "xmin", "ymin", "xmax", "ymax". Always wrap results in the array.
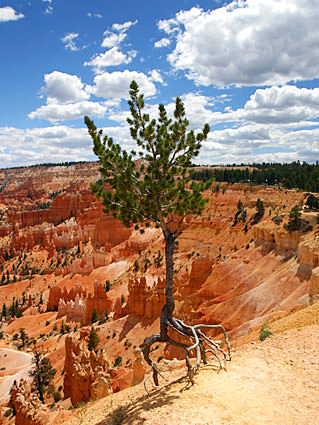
[
  {"xmin": 259, "ymin": 323, "xmax": 272, "ymax": 341},
  {"xmin": 113, "ymin": 356, "xmax": 122, "ymax": 368},
  {"xmin": 154, "ymin": 250, "xmax": 163, "ymax": 267},
  {"xmin": 53, "ymin": 391, "xmax": 62, "ymax": 403},
  {"xmin": 133, "ymin": 260, "xmax": 139, "ymax": 272},
  {"xmin": 105, "ymin": 280, "xmax": 112, "ymax": 292}
]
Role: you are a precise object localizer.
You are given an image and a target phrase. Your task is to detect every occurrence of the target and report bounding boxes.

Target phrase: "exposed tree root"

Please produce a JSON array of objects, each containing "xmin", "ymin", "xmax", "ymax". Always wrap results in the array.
[{"xmin": 140, "ymin": 312, "xmax": 231, "ymax": 387}]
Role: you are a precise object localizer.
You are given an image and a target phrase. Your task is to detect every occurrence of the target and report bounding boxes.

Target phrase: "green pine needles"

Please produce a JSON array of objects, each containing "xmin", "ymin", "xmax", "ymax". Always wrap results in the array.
[
  {"xmin": 85, "ymin": 80, "xmax": 211, "ymax": 233},
  {"xmin": 85, "ymin": 81, "xmax": 231, "ymax": 387}
]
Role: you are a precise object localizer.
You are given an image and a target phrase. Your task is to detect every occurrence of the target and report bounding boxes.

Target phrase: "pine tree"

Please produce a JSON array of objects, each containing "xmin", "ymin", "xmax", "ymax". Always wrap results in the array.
[
  {"xmin": 88, "ymin": 327, "xmax": 99, "ymax": 352},
  {"xmin": 60, "ymin": 320, "xmax": 65, "ymax": 335},
  {"xmin": 85, "ymin": 81, "xmax": 230, "ymax": 385},
  {"xmin": 19, "ymin": 327, "xmax": 28, "ymax": 349},
  {"xmin": 286, "ymin": 205, "xmax": 302, "ymax": 230},
  {"xmin": 237, "ymin": 199, "xmax": 244, "ymax": 211},
  {"xmin": 29, "ymin": 349, "xmax": 56, "ymax": 403},
  {"xmin": 305, "ymin": 194, "xmax": 319, "ymax": 210},
  {"xmin": 1, "ymin": 302, "xmax": 6, "ymax": 318},
  {"xmin": 91, "ymin": 307, "xmax": 98, "ymax": 323},
  {"xmin": 256, "ymin": 198, "xmax": 265, "ymax": 217}
]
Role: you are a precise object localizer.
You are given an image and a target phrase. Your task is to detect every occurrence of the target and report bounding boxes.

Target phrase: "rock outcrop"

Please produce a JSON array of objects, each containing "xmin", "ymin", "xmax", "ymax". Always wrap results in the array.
[
  {"xmin": 11, "ymin": 379, "xmax": 51, "ymax": 425},
  {"xmin": 49, "ymin": 281, "xmax": 112, "ymax": 325},
  {"xmin": 299, "ymin": 235, "xmax": 319, "ymax": 268},
  {"xmin": 131, "ymin": 348, "xmax": 146, "ymax": 386},
  {"xmin": 47, "ymin": 283, "xmax": 87, "ymax": 311},
  {"xmin": 117, "ymin": 276, "xmax": 166, "ymax": 319},
  {"xmin": 63, "ymin": 335, "xmax": 113, "ymax": 406},
  {"xmin": 254, "ymin": 222, "xmax": 301, "ymax": 254},
  {"xmin": 310, "ymin": 267, "xmax": 319, "ymax": 297}
]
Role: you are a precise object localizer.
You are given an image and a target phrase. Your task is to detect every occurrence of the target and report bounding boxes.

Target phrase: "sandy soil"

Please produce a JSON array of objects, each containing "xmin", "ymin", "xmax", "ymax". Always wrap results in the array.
[
  {"xmin": 63, "ymin": 321, "xmax": 319, "ymax": 425},
  {"xmin": 0, "ymin": 348, "xmax": 33, "ymax": 403}
]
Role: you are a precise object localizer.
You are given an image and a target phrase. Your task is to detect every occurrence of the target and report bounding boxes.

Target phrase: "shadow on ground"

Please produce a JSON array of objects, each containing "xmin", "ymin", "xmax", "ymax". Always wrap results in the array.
[{"xmin": 96, "ymin": 375, "xmax": 188, "ymax": 425}]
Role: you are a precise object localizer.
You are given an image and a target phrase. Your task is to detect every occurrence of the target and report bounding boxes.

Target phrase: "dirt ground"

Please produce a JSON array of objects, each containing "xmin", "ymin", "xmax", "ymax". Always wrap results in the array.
[
  {"xmin": 0, "ymin": 348, "xmax": 33, "ymax": 403},
  {"xmin": 62, "ymin": 305, "xmax": 319, "ymax": 425}
]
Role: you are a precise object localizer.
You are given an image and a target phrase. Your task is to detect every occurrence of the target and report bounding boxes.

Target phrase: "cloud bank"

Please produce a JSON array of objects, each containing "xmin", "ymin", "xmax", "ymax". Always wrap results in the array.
[{"xmin": 160, "ymin": 0, "xmax": 319, "ymax": 87}]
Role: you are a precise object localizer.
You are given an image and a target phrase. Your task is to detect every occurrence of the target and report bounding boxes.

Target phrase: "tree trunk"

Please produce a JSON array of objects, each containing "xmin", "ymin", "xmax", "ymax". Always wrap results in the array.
[
  {"xmin": 141, "ymin": 231, "xmax": 231, "ymax": 388},
  {"xmin": 164, "ymin": 234, "xmax": 175, "ymax": 316}
]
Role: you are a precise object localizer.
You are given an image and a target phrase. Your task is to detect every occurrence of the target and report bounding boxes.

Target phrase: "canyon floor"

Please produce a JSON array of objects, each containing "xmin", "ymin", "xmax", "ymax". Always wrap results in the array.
[
  {"xmin": 61, "ymin": 302, "xmax": 319, "ymax": 425},
  {"xmin": 0, "ymin": 348, "xmax": 33, "ymax": 404}
]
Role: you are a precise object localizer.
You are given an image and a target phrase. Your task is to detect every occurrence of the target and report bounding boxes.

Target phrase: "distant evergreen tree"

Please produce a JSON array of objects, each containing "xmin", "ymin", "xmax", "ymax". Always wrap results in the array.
[
  {"xmin": 1, "ymin": 302, "xmax": 6, "ymax": 318},
  {"xmin": 256, "ymin": 198, "xmax": 265, "ymax": 217},
  {"xmin": 29, "ymin": 349, "xmax": 56, "ymax": 403},
  {"xmin": 91, "ymin": 308, "xmax": 98, "ymax": 323},
  {"xmin": 285, "ymin": 205, "xmax": 302, "ymax": 231},
  {"xmin": 88, "ymin": 327, "xmax": 99, "ymax": 352},
  {"xmin": 104, "ymin": 280, "xmax": 111, "ymax": 292},
  {"xmin": 237, "ymin": 199, "xmax": 244, "ymax": 210},
  {"xmin": 60, "ymin": 321, "xmax": 65, "ymax": 335},
  {"xmin": 19, "ymin": 327, "xmax": 28, "ymax": 349},
  {"xmin": 191, "ymin": 161, "xmax": 319, "ymax": 193},
  {"xmin": 305, "ymin": 194, "xmax": 319, "ymax": 210},
  {"xmin": 285, "ymin": 205, "xmax": 313, "ymax": 233},
  {"xmin": 250, "ymin": 198, "xmax": 265, "ymax": 225}
]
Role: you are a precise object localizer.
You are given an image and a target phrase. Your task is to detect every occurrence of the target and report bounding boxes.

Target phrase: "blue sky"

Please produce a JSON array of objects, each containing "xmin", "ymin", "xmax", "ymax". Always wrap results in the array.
[{"xmin": 0, "ymin": 0, "xmax": 318, "ymax": 168}]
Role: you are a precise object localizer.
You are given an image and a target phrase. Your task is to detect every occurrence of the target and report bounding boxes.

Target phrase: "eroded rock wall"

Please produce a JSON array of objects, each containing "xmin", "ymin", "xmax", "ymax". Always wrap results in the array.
[
  {"xmin": 63, "ymin": 335, "xmax": 112, "ymax": 406},
  {"xmin": 11, "ymin": 380, "xmax": 51, "ymax": 425}
]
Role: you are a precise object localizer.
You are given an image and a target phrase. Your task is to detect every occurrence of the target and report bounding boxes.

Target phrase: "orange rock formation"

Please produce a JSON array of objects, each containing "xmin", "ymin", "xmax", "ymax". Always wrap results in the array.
[
  {"xmin": 63, "ymin": 335, "xmax": 113, "ymax": 406},
  {"xmin": 48, "ymin": 281, "xmax": 112, "ymax": 325},
  {"xmin": 11, "ymin": 379, "xmax": 51, "ymax": 425}
]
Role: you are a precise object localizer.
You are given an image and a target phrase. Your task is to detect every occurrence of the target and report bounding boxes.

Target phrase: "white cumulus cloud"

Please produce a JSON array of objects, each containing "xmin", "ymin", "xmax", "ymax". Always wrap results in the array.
[
  {"xmin": 42, "ymin": 0, "xmax": 53, "ymax": 15},
  {"xmin": 101, "ymin": 32, "xmax": 127, "ymax": 49},
  {"xmin": 29, "ymin": 71, "xmax": 110, "ymax": 122},
  {"xmin": 0, "ymin": 125, "xmax": 134, "ymax": 168},
  {"xmin": 237, "ymin": 85, "xmax": 319, "ymax": 124},
  {"xmin": 88, "ymin": 70, "xmax": 157, "ymax": 99},
  {"xmin": 28, "ymin": 101, "xmax": 107, "ymax": 122},
  {"xmin": 0, "ymin": 6, "xmax": 24, "ymax": 22},
  {"xmin": 0, "ymin": 126, "xmax": 91, "ymax": 167},
  {"xmin": 161, "ymin": 0, "xmax": 319, "ymax": 87},
  {"xmin": 85, "ymin": 47, "xmax": 137, "ymax": 71},
  {"xmin": 40, "ymin": 71, "xmax": 90, "ymax": 104}
]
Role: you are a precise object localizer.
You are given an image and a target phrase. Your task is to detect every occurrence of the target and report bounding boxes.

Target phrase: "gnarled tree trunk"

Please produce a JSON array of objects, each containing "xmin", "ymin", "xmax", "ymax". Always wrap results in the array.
[{"xmin": 141, "ymin": 229, "xmax": 231, "ymax": 387}]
